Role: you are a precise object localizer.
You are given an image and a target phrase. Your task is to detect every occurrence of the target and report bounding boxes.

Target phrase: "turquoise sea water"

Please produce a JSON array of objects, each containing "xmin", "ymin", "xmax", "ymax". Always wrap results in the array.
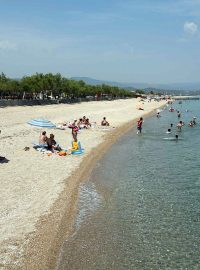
[{"xmin": 57, "ymin": 100, "xmax": 200, "ymax": 270}]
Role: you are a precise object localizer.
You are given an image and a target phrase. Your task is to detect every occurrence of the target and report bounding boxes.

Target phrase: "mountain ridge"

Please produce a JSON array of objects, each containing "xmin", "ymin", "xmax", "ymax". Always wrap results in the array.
[{"xmin": 71, "ymin": 77, "xmax": 200, "ymax": 91}]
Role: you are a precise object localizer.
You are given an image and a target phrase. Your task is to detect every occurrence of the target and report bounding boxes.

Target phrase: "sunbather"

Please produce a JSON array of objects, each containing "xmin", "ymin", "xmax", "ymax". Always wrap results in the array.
[
  {"xmin": 82, "ymin": 116, "xmax": 86, "ymax": 124},
  {"xmin": 47, "ymin": 134, "xmax": 61, "ymax": 152},
  {"xmin": 39, "ymin": 131, "xmax": 48, "ymax": 144},
  {"xmin": 101, "ymin": 117, "xmax": 110, "ymax": 126},
  {"xmin": 77, "ymin": 118, "xmax": 84, "ymax": 129},
  {"xmin": 85, "ymin": 118, "xmax": 91, "ymax": 128}
]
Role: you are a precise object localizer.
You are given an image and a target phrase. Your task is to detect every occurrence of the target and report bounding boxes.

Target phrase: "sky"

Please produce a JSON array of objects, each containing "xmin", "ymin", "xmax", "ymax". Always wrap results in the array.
[{"xmin": 0, "ymin": 0, "xmax": 200, "ymax": 83}]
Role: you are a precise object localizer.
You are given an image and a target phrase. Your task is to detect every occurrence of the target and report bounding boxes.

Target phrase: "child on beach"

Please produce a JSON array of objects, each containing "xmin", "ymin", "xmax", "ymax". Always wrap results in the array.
[{"xmin": 72, "ymin": 138, "xmax": 79, "ymax": 151}]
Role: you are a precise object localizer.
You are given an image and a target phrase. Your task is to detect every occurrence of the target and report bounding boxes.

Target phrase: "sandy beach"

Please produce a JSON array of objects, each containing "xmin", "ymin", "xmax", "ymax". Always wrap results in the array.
[{"xmin": 0, "ymin": 98, "xmax": 166, "ymax": 270}]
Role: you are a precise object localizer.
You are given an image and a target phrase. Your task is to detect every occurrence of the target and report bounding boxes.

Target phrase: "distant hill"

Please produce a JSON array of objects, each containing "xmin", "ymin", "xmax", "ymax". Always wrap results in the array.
[
  {"xmin": 70, "ymin": 77, "xmax": 137, "ymax": 89},
  {"xmin": 71, "ymin": 77, "xmax": 200, "ymax": 91}
]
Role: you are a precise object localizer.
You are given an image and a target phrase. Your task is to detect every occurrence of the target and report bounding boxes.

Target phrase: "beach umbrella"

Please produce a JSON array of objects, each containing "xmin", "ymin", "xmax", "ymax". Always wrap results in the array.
[{"xmin": 27, "ymin": 118, "xmax": 56, "ymax": 128}]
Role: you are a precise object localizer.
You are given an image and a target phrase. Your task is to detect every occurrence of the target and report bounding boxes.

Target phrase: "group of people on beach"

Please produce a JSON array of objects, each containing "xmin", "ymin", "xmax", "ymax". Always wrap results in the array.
[
  {"xmin": 39, "ymin": 131, "xmax": 61, "ymax": 152},
  {"xmin": 35, "ymin": 116, "xmax": 111, "ymax": 155},
  {"xmin": 68, "ymin": 116, "xmax": 110, "ymax": 140},
  {"xmin": 77, "ymin": 116, "xmax": 91, "ymax": 129}
]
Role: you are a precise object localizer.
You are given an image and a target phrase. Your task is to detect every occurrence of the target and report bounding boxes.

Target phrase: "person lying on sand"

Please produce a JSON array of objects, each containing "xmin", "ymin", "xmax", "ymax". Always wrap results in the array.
[
  {"xmin": 39, "ymin": 131, "xmax": 48, "ymax": 144},
  {"xmin": 101, "ymin": 117, "xmax": 110, "ymax": 126}
]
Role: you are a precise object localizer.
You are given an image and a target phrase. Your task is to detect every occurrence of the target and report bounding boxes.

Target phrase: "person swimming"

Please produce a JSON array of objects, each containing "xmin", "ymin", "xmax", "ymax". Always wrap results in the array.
[
  {"xmin": 166, "ymin": 128, "xmax": 171, "ymax": 134},
  {"xmin": 163, "ymin": 134, "xmax": 181, "ymax": 141},
  {"xmin": 189, "ymin": 121, "xmax": 193, "ymax": 127},
  {"xmin": 193, "ymin": 117, "xmax": 197, "ymax": 125}
]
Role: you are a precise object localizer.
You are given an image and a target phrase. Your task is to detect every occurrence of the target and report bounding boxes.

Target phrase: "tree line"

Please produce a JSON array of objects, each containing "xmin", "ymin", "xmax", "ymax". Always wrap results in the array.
[{"xmin": 0, "ymin": 72, "xmax": 144, "ymax": 100}]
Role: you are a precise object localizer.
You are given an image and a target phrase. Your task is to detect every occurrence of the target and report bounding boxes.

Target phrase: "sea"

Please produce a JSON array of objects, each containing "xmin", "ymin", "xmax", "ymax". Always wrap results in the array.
[{"xmin": 57, "ymin": 100, "xmax": 200, "ymax": 270}]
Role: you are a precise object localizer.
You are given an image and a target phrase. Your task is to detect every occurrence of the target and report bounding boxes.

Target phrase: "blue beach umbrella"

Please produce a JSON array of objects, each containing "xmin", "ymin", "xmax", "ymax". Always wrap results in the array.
[{"xmin": 27, "ymin": 118, "xmax": 56, "ymax": 128}]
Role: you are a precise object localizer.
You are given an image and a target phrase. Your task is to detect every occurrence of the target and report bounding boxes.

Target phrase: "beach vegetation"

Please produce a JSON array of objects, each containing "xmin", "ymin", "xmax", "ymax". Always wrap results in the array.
[{"xmin": 0, "ymin": 72, "xmax": 137, "ymax": 100}]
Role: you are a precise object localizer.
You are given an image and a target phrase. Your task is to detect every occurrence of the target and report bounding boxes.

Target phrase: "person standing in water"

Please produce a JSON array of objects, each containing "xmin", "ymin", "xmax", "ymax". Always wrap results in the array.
[
  {"xmin": 137, "ymin": 117, "xmax": 143, "ymax": 134},
  {"xmin": 177, "ymin": 121, "xmax": 184, "ymax": 131},
  {"xmin": 192, "ymin": 117, "xmax": 197, "ymax": 125}
]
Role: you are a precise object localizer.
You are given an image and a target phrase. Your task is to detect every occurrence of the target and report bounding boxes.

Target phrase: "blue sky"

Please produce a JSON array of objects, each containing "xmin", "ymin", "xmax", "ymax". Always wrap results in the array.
[{"xmin": 0, "ymin": 0, "xmax": 200, "ymax": 83}]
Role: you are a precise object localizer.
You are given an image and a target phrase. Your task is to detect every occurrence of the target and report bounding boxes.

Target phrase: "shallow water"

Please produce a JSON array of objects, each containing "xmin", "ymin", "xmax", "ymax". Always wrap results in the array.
[{"xmin": 57, "ymin": 100, "xmax": 200, "ymax": 270}]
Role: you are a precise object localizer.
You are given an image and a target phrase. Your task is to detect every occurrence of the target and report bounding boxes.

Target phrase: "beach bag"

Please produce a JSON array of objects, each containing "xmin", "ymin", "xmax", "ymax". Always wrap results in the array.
[{"xmin": 58, "ymin": 151, "xmax": 67, "ymax": 156}]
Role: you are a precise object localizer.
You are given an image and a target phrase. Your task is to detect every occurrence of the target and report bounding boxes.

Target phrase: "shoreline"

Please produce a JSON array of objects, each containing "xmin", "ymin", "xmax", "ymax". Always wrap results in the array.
[
  {"xmin": 0, "ymin": 99, "xmax": 167, "ymax": 269},
  {"xmin": 18, "ymin": 102, "xmax": 166, "ymax": 270}
]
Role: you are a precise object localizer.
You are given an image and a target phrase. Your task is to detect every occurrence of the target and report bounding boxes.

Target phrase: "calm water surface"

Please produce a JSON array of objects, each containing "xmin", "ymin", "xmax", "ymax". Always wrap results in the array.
[{"xmin": 57, "ymin": 100, "xmax": 200, "ymax": 270}]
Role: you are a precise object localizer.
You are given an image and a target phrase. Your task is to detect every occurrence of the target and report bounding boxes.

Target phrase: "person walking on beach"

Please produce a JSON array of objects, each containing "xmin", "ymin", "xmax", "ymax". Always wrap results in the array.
[{"xmin": 137, "ymin": 117, "xmax": 143, "ymax": 134}]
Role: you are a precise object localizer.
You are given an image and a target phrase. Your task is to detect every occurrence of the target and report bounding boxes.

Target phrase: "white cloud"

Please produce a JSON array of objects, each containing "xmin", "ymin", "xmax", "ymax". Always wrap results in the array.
[
  {"xmin": 0, "ymin": 40, "xmax": 17, "ymax": 50},
  {"xmin": 184, "ymin": 21, "xmax": 198, "ymax": 34}
]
